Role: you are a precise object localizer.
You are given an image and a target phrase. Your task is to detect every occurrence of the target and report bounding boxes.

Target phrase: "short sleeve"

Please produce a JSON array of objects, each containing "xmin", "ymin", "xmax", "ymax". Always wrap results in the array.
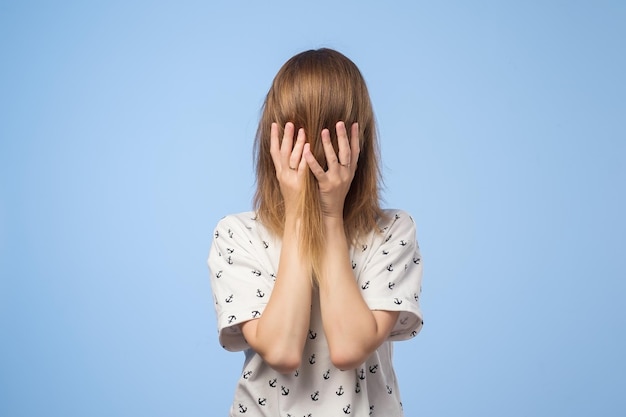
[
  {"xmin": 358, "ymin": 210, "xmax": 423, "ymax": 341},
  {"xmin": 207, "ymin": 215, "xmax": 274, "ymax": 351}
]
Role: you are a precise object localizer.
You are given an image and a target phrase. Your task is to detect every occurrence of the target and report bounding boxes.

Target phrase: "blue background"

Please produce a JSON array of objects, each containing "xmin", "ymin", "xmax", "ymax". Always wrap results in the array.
[{"xmin": 1, "ymin": 1, "xmax": 625, "ymax": 416}]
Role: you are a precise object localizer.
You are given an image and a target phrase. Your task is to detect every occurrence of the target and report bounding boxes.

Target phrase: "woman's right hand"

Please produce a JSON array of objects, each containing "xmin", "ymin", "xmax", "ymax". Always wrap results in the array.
[{"xmin": 270, "ymin": 122, "xmax": 307, "ymax": 215}]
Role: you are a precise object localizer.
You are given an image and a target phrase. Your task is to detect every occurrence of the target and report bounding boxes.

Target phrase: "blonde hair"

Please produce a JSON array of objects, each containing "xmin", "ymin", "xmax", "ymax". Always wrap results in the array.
[{"xmin": 253, "ymin": 48, "xmax": 384, "ymax": 280}]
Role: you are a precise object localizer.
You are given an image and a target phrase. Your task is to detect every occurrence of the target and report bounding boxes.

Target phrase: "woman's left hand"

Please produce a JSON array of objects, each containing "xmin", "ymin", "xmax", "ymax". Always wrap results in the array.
[{"xmin": 304, "ymin": 121, "xmax": 360, "ymax": 219}]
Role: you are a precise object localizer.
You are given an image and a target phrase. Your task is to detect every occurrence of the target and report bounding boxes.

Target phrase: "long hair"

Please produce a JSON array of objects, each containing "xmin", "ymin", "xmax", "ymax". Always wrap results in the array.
[{"xmin": 253, "ymin": 48, "xmax": 384, "ymax": 280}]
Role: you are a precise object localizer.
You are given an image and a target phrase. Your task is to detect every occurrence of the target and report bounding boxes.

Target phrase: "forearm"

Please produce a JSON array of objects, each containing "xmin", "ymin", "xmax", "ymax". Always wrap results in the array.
[
  {"xmin": 242, "ymin": 215, "xmax": 311, "ymax": 373},
  {"xmin": 317, "ymin": 217, "xmax": 389, "ymax": 370}
]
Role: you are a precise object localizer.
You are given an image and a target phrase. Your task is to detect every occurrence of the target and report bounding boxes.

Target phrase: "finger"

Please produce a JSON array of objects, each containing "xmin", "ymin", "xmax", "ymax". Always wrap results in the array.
[
  {"xmin": 289, "ymin": 128, "xmax": 306, "ymax": 171},
  {"xmin": 350, "ymin": 122, "xmax": 361, "ymax": 171},
  {"xmin": 297, "ymin": 141, "xmax": 308, "ymax": 173},
  {"xmin": 280, "ymin": 122, "xmax": 295, "ymax": 164},
  {"xmin": 270, "ymin": 122, "xmax": 281, "ymax": 169},
  {"xmin": 303, "ymin": 143, "xmax": 326, "ymax": 179},
  {"xmin": 320, "ymin": 128, "xmax": 339, "ymax": 170},
  {"xmin": 336, "ymin": 121, "xmax": 351, "ymax": 167}
]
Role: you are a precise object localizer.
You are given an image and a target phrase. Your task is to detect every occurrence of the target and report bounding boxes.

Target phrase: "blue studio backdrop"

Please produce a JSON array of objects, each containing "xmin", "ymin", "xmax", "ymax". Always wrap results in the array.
[{"xmin": 1, "ymin": 1, "xmax": 625, "ymax": 416}]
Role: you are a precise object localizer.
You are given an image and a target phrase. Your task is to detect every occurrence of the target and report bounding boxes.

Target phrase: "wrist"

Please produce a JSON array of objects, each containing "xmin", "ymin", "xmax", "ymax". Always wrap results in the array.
[
  {"xmin": 283, "ymin": 214, "xmax": 302, "ymax": 235},
  {"xmin": 322, "ymin": 215, "xmax": 345, "ymax": 230}
]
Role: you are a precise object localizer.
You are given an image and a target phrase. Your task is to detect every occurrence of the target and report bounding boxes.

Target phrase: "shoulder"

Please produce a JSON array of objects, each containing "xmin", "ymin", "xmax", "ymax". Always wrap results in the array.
[
  {"xmin": 376, "ymin": 209, "xmax": 418, "ymax": 235},
  {"xmin": 213, "ymin": 212, "xmax": 265, "ymax": 237},
  {"xmin": 215, "ymin": 211, "xmax": 257, "ymax": 228},
  {"xmin": 354, "ymin": 209, "xmax": 418, "ymax": 255},
  {"xmin": 212, "ymin": 212, "xmax": 271, "ymax": 251}
]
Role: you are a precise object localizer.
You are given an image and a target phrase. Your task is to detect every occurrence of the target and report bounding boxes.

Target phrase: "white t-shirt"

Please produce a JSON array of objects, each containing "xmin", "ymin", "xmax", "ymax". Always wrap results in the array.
[{"xmin": 208, "ymin": 209, "xmax": 423, "ymax": 417}]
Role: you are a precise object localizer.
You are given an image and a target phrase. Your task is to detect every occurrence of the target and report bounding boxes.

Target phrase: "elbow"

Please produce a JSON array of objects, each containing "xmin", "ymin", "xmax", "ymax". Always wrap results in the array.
[
  {"xmin": 329, "ymin": 346, "xmax": 370, "ymax": 371},
  {"xmin": 262, "ymin": 351, "xmax": 302, "ymax": 374},
  {"xmin": 242, "ymin": 323, "xmax": 303, "ymax": 374}
]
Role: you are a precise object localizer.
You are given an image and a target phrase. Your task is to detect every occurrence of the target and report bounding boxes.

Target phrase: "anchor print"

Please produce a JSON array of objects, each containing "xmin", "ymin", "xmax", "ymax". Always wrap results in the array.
[
  {"xmin": 209, "ymin": 213, "xmax": 427, "ymax": 416},
  {"xmin": 386, "ymin": 384, "xmax": 393, "ymax": 394},
  {"xmin": 214, "ymin": 230, "xmax": 219, "ymax": 239},
  {"xmin": 411, "ymin": 330, "xmax": 418, "ymax": 337},
  {"xmin": 226, "ymin": 248, "xmax": 235, "ymax": 254},
  {"xmin": 251, "ymin": 310, "xmax": 261, "ymax": 318},
  {"xmin": 294, "ymin": 369, "xmax": 299, "ymax": 377},
  {"xmin": 369, "ymin": 405, "xmax": 374, "ymax": 415},
  {"xmin": 243, "ymin": 370, "xmax": 252, "ymax": 379},
  {"xmin": 361, "ymin": 244, "xmax": 368, "ymax": 252},
  {"xmin": 238, "ymin": 403, "xmax": 247, "ymax": 413}
]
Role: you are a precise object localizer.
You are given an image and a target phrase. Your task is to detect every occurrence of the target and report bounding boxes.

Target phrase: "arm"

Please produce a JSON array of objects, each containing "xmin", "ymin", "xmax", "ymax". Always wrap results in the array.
[
  {"xmin": 240, "ymin": 122, "xmax": 312, "ymax": 374},
  {"xmin": 304, "ymin": 121, "xmax": 398, "ymax": 370},
  {"xmin": 318, "ymin": 216, "xmax": 399, "ymax": 370}
]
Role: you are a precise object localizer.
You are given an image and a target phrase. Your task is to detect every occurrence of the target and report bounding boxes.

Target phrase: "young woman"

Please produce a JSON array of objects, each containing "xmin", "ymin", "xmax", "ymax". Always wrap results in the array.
[{"xmin": 208, "ymin": 48, "xmax": 423, "ymax": 417}]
